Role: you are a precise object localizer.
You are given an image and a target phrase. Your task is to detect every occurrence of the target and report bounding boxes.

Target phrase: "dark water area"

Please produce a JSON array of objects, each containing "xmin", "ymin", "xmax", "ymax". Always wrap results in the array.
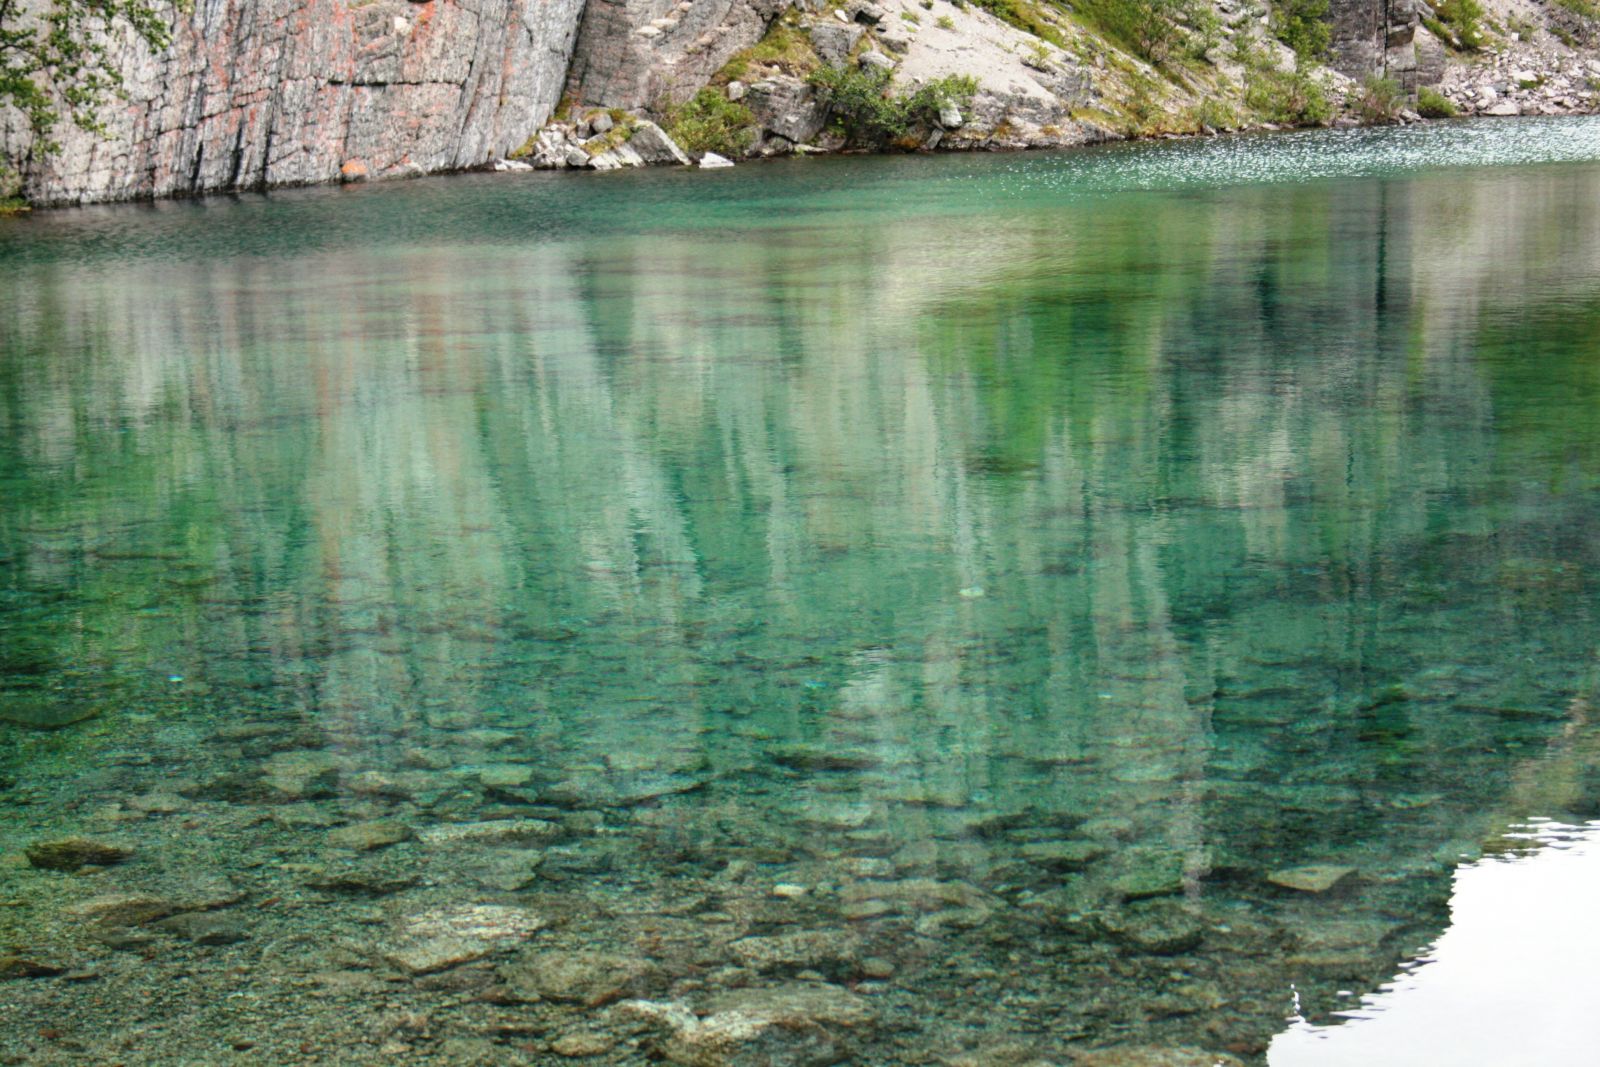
[{"xmin": 3, "ymin": 117, "xmax": 1600, "ymax": 1065}]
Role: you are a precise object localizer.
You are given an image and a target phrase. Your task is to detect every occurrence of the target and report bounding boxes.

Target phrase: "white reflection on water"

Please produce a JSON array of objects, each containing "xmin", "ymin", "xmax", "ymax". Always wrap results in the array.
[{"xmin": 1270, "ymin": 819, "xmax": 1600, "ymax": 1066}]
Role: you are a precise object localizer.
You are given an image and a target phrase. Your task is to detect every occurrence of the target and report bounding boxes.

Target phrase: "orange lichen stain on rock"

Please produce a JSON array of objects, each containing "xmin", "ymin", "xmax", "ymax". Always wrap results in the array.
[{"xmin": 339, "ymin": 160, "xmax": 369, "ymax": 182}]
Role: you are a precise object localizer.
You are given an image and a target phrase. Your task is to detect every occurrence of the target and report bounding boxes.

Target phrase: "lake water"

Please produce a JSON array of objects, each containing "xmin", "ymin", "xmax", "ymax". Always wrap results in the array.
[{"xmin": 4, "ymin": 117, "xmax": 1600, "ymax": 1066}]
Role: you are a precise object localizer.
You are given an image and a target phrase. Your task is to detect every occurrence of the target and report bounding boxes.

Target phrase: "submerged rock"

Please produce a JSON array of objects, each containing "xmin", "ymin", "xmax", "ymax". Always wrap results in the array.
[
  {"xmin": 459, "ymin": 848, "xmax": 546, "ymax": 892},
  {"xmin": 661, "ymin": 1010, "xmax": 842, "ymax": 1066},
  {"xmin": 417, "ymin": 818, "xmax": 562, "ymax": 847},
  {"xmin": 67, "ymin": 893, "xmax": 179, "ymax": 928},
  {"xmin": 551, "ymin": 1031, "xmax": 617, "ymax": 1056},
  {"xmin": 729, "ymin": 929, "xmax": 860, "ymax": 975},
  {"xmin": 304, "ymin": 854, "xmax": 421, "ymax": 896},
  {"xmin": 499, "ymin": 949, "xmax": 659, "ymax": 1006},
  {"xmin": 26, "ymin": 837, "xmax": 134, "ymax": 871},
  {"xmin": 1019, "ymin": 840, "xmax": 1108, "ymax": 872},
  {"xmin": 381, "ymin": 904, "xmax": 545, "ymax": 975},
  {"xmin": 1100, "ymin": 900, "xmax": 1205, "ymax": 955},
  {"xmin": 1074, "ymin": 1048, "xmax": 1245, "ymax": 1067},
  {"xmin": 1267, "ymin": 865, "xmax": 1358, "ymax": 893},
  {"xmin": 642, "ymin": 983, "xmax": 877, "ymax": 1067},
  {"xmin": 150, "ymin": 911, "xmax": 250, "ymax": 945},
  {"xmin": 0, "ymin": 698, "xmax": 101, "ymax": 729},
  {"xmin": 327, "ymin": 819, "xmax": 415, "ymax": 851},
  {"xmin": 769, "ymin": 744, "xmax": 881, "ymax": 772},
  {"xmin": 1106, "ymin": 848, "xmax": 1186, "ymax": 901},
  {"xmin": 0, "ymin": 954, "xmax": 67, "ymax": 979},
  {"xmin": 260, "ymin": 750, "xmax": 342, "ymax": 800}
]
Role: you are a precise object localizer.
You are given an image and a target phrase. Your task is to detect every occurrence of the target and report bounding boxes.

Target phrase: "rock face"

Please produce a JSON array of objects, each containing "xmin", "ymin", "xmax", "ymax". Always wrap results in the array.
[
  {"xmin": 565, "ymin": 0, "xmax": 785, "ymax": 110},
  {"xmin": 2, "ymin": 0, "xmax": 587, "ymax": 205},
  {"xmin": 1327, "ymin": 0, "xmax": 1436, "ymax": 86}
]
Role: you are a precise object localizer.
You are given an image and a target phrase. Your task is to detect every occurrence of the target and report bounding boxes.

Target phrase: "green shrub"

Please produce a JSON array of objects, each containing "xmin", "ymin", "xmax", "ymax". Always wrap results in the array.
[
  {"xmin": 936, "ymin": 14, "xmax": 956, "ymax": 28},
  {"xmin": 663, "ymin": 89, "xmax": 757, "ymax": 157},
  {"xmin": 1244, "ymin": 66, "xmax": 1332, "ymax": 125},
  {"xmin": 1504, "ymin": 14, "xmax": 1536, "ymax": 37},
  {"xmin": 1415, "ymin": 86, "xmax": 1458, "ymax": 117},
  {"xmin": 717, "ymin": 18, "xmax": 821, "ymax": 83},
  {"xmin": 967, "ymin": 0, "xmax": 1064, "ymax": 46},
  {"xmin": 1272, "ymin": 0, "xmax": 1331, "ymax": 59},
  {"xmin": 1354, "ymin": 75, "xmax": 1405, "ymax": 122},
  {"xmin": 1428, "ymin": 0, "xmax": 1487, "ymax": 49},
  {"xmin": 1186, "ymin": 96, "xmax": 1240, "ymax": 130},
  {"xmin": 1072, "ymin": 0, "xmax": 1210, "ymax": 62},
  {"xmin": 808, "ymin": 65, "xmax": 977, "ymax": 146}
]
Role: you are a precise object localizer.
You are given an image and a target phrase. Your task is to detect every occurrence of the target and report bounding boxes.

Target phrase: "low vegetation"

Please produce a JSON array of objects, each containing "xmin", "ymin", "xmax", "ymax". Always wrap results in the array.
[
  {"xmin": 1353, "ymin": 75, "xmax": 1406, "ymax": 123},
  {"xmin": 808, "ymin": 65, "xmax": 977, "ymax": 147},
  {"xmin": 1271, "ymin": 0, "xmax": 1332, "ymax": 60},
  {"xmin": 968, "ymin": 0, "xmax": 1066, "ymax": 46},
  {"xmin": 716, "ymin": 18, "xmax": 820, "ymax": 83},
  {"xmin": 1243, "ymin": 64, "xmax": 1333, "ymax": 125},
  {"xmin": 663, "ymin": 89, "xmax": 758, "ymax": 158},
  {"xmin": 1416, "ymin": 86, "xmax": 1459, "ymax": 117},
  {"xmin": 1424, "ymin": 0, "xmax": 1488, "ymax": 50},
  {"xmin": 1072, "ymin": 0, "xmax": 1214, "ymax": 63},
  {"xmin": 1185, "ymin": 96, "xmax": 1240, "ymax": 131}
]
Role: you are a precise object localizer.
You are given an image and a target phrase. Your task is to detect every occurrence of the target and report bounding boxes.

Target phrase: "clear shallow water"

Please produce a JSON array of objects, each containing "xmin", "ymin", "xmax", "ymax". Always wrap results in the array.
[{"xmin": 2, "ymin": 117, "xmax": 1600, "ymax": 1065}]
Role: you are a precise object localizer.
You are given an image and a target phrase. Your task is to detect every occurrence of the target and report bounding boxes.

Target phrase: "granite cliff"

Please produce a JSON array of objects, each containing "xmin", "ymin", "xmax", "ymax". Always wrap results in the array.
[
  {"xmin": 1, "ymin": 0, "xmax": 586, "ymax": 204},
  {"xmin": 2, "ymin": 0, "xmax": 1597, "ymax": 204}
]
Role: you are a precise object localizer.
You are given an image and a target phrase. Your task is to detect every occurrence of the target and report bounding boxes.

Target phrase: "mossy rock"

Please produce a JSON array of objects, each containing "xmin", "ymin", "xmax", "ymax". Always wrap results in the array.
[{"xmin": 0, "ymin": 697, "xmax": 102, "ymax": 729}]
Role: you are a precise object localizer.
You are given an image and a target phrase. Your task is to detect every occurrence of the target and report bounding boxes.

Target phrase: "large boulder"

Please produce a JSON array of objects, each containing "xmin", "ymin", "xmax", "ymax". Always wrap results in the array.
[{"xmin": 745, "ymin": 76, "xmax": 831, "ymax": 147}]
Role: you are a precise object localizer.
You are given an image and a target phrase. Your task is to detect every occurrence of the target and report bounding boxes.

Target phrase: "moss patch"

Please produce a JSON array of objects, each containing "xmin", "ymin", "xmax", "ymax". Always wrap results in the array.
[{"xmin": 716, "ymin": 17, "xmax": 822, "ymax": 83}]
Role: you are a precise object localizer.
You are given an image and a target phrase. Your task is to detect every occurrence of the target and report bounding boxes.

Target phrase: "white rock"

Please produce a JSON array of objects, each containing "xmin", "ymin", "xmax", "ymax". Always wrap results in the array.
[{"xmin": 699, "ymin": 152, "xmax": 735, "ymax": 168}]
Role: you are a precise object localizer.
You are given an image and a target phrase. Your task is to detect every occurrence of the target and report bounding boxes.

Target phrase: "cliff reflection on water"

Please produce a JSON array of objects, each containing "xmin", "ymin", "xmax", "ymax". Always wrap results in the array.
[{"xmin": 3, "ymin": 122, "xmax": 1600, "ymax": 1063}]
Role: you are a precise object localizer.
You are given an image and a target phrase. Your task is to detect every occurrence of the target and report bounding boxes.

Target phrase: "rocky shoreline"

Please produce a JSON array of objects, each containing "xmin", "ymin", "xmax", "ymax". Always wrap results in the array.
[
  {"xmin": 4, "ymin": 0, "xmax": 1598, "ymax": 205},
  {"xmin": 242, "ymin": 0, "xmax": 1600, "ymax": 183}
]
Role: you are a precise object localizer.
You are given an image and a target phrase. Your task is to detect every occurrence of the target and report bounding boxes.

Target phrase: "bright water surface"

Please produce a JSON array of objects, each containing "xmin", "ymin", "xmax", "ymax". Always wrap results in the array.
[{"xmin": 3, "ymin": 117, "xmax": 1600, "ymax": 1065}]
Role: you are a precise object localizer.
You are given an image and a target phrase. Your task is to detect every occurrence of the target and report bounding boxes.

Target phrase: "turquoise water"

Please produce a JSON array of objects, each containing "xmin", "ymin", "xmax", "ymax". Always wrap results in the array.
[{"xmin": 3, "ymin": 117, "xmax": 1600, "ymax": 1065}]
